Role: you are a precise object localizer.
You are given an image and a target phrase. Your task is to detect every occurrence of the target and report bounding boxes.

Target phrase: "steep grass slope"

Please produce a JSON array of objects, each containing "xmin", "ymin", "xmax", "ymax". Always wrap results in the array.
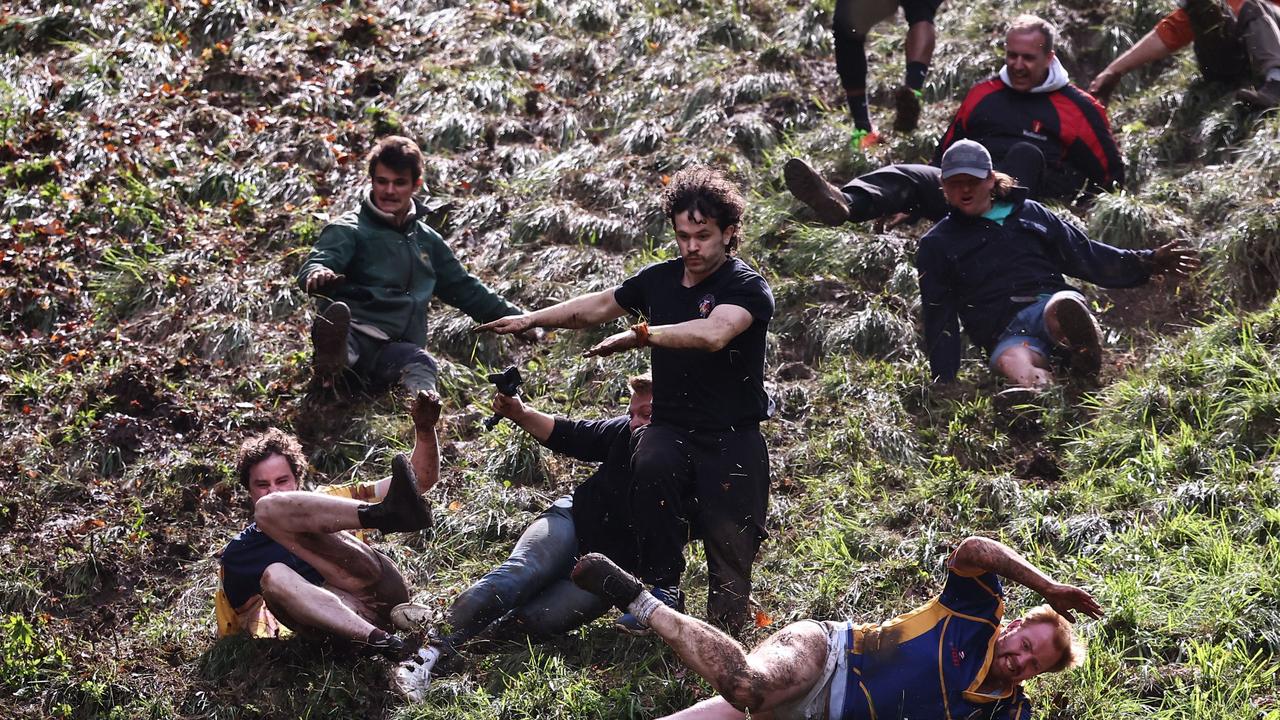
[{"xmin": 1, "ymin": 0, "xmax": 1278, "ymax": 718}]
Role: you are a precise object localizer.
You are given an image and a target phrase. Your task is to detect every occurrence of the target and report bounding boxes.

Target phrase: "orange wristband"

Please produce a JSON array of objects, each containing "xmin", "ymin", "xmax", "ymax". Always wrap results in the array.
[{"xmin": 631, "ymin": 322, "xmax": 650, "ymax": 347}]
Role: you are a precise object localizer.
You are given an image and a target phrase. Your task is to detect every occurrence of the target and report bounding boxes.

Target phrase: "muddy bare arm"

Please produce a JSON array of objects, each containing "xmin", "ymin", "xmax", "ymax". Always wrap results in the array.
[
  {"xmin": 492, "ymin": 392, "xmax": 554, "ymax": 443},
  {"xmin": 584, "ymin": 303, "xmax": 753, "ymax": 357},
  {"xmin": 475, "ymin": 289, "xmax": 627, "ymax": 334},
  {"xmin": 949, "ymin": 536, "xmax": 1104, "ymax": 623}
]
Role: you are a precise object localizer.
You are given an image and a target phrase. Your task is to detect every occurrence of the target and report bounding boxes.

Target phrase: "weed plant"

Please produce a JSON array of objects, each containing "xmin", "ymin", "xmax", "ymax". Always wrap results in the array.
[{"xmin": 1, "ymin": 0, "xmax": 1278, "ymax": 718}]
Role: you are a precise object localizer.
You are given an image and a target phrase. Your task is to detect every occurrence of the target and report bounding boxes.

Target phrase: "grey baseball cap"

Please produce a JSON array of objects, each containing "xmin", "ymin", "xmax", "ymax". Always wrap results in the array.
[{"xmin": 940, "ymin": 140, "xmax": 993, "ymax": 180}]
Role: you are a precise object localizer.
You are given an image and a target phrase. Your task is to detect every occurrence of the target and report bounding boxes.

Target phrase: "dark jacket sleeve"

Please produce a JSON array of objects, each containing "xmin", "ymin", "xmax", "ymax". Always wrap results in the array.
[
  {"xmin": 424, "ymin": 227, "xmax": 522, "ymax": 323},
  {"xmin": 1033, "ymin": 204, "xmax": 1154, "ymax": 288},
  {"xmin": 296, "ymin": 220, "xmax": 357, "ymax": 291},
  {"xmin": 544, "ymin": 416, "xmax": 630, "ymax": 463},
  {"xmin": 915, "ymin": 236, "xmax": 963, "ymax": 382}
]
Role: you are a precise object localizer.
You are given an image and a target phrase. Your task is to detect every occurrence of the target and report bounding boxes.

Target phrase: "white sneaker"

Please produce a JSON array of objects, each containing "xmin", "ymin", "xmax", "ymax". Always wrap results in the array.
[
  {"xmin": 390, "ymin": 602, "xmax": 433, "ymax": 632},
  {"xmin": 393, "ymin": 646, "xmax": 439, "ymax": 702}
]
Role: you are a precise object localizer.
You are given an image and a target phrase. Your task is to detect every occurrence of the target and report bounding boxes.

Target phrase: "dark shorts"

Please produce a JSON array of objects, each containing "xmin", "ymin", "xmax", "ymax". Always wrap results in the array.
[{"xmin": 901, "ymin": 0, "xmax": 943, "ymax": 25}]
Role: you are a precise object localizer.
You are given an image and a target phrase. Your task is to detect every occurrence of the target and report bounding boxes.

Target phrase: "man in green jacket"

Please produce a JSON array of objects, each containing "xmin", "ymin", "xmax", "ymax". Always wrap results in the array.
[{"xmin": 297, "ymin": 136, "xmax": 524, "ymax": 393}]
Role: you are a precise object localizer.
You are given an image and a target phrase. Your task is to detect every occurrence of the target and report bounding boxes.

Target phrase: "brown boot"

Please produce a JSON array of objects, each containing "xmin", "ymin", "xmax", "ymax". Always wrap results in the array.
[
  {"xmin": 310, "ymin": 301, "xmax": 350, "ymax": 377},
  {"xmin": 783, "ymin": 158, "xmax": 850, "ymax": 226},
  {"xmin": 1237, "ymin": 79, "xmax": 1280, "ymax": 109},
  {"xmin": 893, "ymin": 85, "xmax": 923, "ymax": 132},
  {"xmin": 1053, "ymin": 295, "xmax": 1103, "ymax": 379}
]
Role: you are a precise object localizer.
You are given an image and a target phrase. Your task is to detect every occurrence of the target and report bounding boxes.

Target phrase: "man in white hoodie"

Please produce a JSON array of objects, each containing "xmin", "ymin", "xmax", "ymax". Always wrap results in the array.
[
  {"xmin": 784, "ymin": 16, "xmax": 1124, "ymax": 230},
  {"xmin": 935, "ymin": 15, "xmax": 1125, "ymax": 202}
]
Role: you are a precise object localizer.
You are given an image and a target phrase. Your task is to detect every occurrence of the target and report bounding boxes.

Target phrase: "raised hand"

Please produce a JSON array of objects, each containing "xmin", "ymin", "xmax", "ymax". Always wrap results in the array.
[
  {"xmin": 1040, "ymin": 582, "xmax": 1104, "ymax": 624},
  {"xmin": 411, "ymin": 390, "xmax": 442, "ymax": 431},
  {"xmin": 1149, "ymin": 241, "xmax": 1200, "ymax": 277}
]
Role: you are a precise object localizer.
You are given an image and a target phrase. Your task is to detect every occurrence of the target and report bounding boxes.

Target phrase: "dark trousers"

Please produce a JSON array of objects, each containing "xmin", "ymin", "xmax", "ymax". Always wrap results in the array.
[
  {"xmin": 629, "ymin": 424, "xmax": 770, "ymax": 633},
  {"xmin": 442, "ymin": 499, "xmax": 610, "ymax": 650},
  {"xmin": 840, "ymin": 143, "xmax": 1048, "ymax": 222},
  {"xmin": 347, "ymin": 332, "xmax": 439, "ymax": 394}
]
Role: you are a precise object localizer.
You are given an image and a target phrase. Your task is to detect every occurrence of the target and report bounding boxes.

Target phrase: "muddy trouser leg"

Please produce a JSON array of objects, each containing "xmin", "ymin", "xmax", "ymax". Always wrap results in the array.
[
  {"xmin": 692, "ymin": 427, "xmax": 770, "ymax": 636},
  {"xmin": 995, "ymin": 142, "xmax": 1046, "ymax": 197},
  {"xmin": 840, "ymin": 163, "xmax": 947, "ymax": 222},
  {"xmin": 1238, "ymin": 0, "xmax": 1280, "ymax": 79},
  {"xmin": 441, "ymin": 501, "xmax": 585, "ymax": 649},
  {"xmin": 362, "ymin": 341, "xmax": 439, "ymax": 394},
  {"xmin": 629, "ymin": 424, "xmax": 696, "ymax": 589}
]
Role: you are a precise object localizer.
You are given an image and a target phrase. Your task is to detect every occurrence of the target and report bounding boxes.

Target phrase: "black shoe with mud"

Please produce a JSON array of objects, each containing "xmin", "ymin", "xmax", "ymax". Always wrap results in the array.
[
  {"xmin": 571, "ymin": 553, "xmax": 644, "ymax": 612},
  {"xmin": 783, "ymin": 158, "xmax": 850, "ymax": 227},
  {"xmin": 358, "ymin": 453, "xmax": 433, "ymax": 534},
  {"xmin": 311, "ymin": 301, "xmax": 350, "ymax": 377},
  {"xmin": 1054, "ymin": 296, "xmax": 1102, "ymax": 379},
  {"xmin": 892, "ymin": 85, "xmax": 922, "ymax": 133}
]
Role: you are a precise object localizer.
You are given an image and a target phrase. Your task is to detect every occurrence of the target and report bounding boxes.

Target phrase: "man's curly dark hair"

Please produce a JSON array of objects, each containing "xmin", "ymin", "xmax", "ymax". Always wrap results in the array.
[
  {"xmin": 660, "ymin": 166, "xmax": 747, "ymax": 252},
  {"xmin": 235, "ymin": 427, "xmax": 306, "ymax": 489}
]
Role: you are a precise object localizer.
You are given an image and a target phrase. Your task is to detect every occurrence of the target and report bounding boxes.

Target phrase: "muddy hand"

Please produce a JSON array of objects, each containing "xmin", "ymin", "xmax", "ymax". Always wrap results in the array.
[
  {"xmin": 411, "ymin": 390, "xmax": 442, "ymax": 430},
  {"xmin": 583, "ymin": 329, "xmax": 642, "ymax": 358},
  {"xmin": 475, "ymin": 314, "xmax": 536, "ymax": 335}
]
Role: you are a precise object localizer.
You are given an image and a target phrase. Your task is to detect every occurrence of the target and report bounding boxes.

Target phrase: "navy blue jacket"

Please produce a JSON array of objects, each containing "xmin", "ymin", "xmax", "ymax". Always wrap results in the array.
[{"xmin": 915, "ymin": 190, "xmax": 1154, "ymax": 381}]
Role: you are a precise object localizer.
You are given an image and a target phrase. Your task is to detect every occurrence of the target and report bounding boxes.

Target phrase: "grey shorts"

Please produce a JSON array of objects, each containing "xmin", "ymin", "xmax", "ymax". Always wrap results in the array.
[{"xmin": 769, "ymin": 620, "xmax": 853, "ymax": 720}]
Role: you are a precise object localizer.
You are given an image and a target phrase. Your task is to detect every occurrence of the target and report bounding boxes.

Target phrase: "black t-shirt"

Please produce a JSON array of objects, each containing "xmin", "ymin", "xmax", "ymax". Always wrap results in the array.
[
  {"xmin": 614, "ymin": 257, "xmax": 773, "ymax": 430},
  {"xmin": 545, "ymin": 415, "xmax": 639, "ymax": 569}
]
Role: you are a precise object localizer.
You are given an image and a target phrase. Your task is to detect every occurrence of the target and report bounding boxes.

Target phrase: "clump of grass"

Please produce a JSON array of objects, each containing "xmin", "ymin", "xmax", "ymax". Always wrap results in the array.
[{"xmin": 1087, "ymin": 190, "xmax": 1184, "ymax": 249}]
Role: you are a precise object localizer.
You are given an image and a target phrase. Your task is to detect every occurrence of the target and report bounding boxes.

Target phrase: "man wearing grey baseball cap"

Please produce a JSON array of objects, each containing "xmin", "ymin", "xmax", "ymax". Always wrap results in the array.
[{"xmin": 913, "ymin": 140, "xmax": 1200, "ymax": 388}]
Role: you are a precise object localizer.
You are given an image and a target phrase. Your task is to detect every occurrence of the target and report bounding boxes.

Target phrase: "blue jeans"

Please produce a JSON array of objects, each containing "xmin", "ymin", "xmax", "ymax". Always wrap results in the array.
[
  {"xmin": 441, "ymin": 497, "xmax": 610, "ymax": 649},
  {"xmin": 989, "ymin": 291, "xmax": 1083, "ymax": 370}
]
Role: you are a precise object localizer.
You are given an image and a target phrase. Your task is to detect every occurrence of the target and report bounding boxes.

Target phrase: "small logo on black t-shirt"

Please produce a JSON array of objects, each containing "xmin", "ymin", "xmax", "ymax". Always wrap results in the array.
[{"xmin": 698, "ymin": 293, "xmax": 716, "ymax": 318}]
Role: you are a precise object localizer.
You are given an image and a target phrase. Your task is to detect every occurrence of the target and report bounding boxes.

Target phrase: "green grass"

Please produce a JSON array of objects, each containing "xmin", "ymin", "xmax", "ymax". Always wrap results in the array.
[{"xmin": 1, "ymin": 0, "xmax": 1278, "ymax": 717}]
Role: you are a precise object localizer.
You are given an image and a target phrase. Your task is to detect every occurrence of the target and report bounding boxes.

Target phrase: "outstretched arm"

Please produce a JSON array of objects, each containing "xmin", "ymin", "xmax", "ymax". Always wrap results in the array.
[
  {"xmin": 373, "ymin": 391, "xmax": 442, "ymax": 498},
  {"xmin": 474, "ymin": 289, "xmax": 627, "ymax": 335},
  {"xmin": 491, "ymin": 392, "xmax": 554, "ymax": 443},
  {"xmin": 1089, "ymin": 29, "xmax": 1176, "ymax": 105},
  {"xmin": 584, "ymin": 303, "xmax": 753, "ymax": 358},
  {"xmin": 949, "ymin": 536, "xmax": 1104, "ymax": 623}
]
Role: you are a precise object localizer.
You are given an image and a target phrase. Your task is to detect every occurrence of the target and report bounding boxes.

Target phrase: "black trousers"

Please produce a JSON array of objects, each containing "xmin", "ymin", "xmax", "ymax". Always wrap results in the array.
[{"xmin": 628, "ymin": 423, "xmax": 770, "ymax": 634}]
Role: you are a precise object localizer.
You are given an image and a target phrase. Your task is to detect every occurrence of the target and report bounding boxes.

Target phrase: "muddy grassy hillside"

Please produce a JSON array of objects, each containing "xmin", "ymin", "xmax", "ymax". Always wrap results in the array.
[{"xmin": 2, "ymin": 0, "xmax": 1279, "ymax": 718}]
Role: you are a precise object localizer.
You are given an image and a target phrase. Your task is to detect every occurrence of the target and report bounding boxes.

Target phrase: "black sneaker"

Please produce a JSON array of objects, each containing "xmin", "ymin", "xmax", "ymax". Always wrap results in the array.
[
  {"xmin": 357, "ymin": 454, "xmax": 433, "ymax": 534},
  {"xmin": 570, "ymin": 553, "xmax": 644, "ymax": 612},
  {"xmin": 1053, "ymin": 295, "xmax": 1103, "ymax": 379},
  {"xmin": 783, "ymin": 158, "xmax": 850, "ymax": 227},
  {"xmin": 893, "ymin": 85, "xmax": 923, "ymax": 133},
  {"xmin": 311, "ymin": 301, "xmax": 350, "ymax": 377},
  {"xmin": 615, "ymin": 585, "xmax": 684, "ymax": 636}
]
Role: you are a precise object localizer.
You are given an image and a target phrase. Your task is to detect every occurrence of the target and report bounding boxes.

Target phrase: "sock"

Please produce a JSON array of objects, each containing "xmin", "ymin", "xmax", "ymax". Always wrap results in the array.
[
  {"xmin": 419, "ymin": 645, "xmax": 441, "ymax": 666},
  {"xmin": 626, "ymin": 591, "xmax": 663, "ymax": 626},
  {"xmin": 367, "ymin": 628, "xmax": 392, "ymax": 644},
  {"xmin": 846, "ymin": 92, "xmax": 872, "ymax": 131},
  {"xmin": 905, "ymin": 61, "xmax": 929, "ymax": 90}
]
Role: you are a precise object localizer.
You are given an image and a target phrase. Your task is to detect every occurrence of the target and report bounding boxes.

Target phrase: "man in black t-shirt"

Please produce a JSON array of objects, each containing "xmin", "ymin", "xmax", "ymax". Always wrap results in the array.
[{"xmin": 477, "ymin": 166, "xmax": 774, "ymax": 634}]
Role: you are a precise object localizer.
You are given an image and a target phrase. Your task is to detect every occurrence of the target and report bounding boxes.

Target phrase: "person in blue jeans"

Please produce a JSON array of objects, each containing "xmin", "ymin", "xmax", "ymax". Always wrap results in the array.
[
  {"xmin": 406, "ymin": 374, "xmax": 660, "ymax": 684},
  {"xmin": 915, "ymin": 140, "xmax": 1200, "ymax": 389}
]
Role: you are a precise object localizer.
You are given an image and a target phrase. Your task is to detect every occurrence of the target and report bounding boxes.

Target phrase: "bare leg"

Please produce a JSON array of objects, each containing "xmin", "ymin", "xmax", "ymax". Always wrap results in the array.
[
  {"xmin": 993, "ymin": 344, "xmax": 1054, "ymax": 388},
  {"xmin": 254, "ymin": 493, "xmax": 390, "ymax": 594},
  {"xmin": 905, "ymin": 21, "xmax": 936, "ymax": 65},
  {"xmin": 646, "ymin": 609, "xmax": 828, "ymax": 714},
  {"xmin": 658, "ymin": 697, "xmax": 756, "ymax": 720},
  {"xmin": 259, "ymin": 562, "xmax": 377, "ymax": 641}
]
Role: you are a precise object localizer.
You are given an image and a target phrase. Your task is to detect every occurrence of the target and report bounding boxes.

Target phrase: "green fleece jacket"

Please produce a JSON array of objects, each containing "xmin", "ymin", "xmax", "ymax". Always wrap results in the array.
[{"xmin": 297, "ymin": 197, "xmax": 521, "ymax": 347}]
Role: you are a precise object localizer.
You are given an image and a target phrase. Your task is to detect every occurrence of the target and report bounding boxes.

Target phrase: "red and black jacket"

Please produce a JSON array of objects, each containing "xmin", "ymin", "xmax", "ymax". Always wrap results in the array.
[{"xmin": 935, "ymin": 77, "xmax": 1124, "ymax": 201}]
